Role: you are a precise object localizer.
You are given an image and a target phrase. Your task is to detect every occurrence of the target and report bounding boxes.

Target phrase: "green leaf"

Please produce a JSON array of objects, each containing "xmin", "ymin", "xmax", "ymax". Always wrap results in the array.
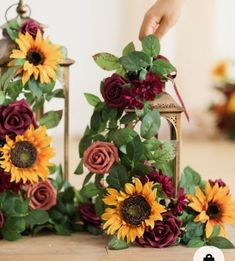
[
  {"xmin": 39, "ymin": 81, "xmax": 56, "ymax": 94},
  {"xmin": 79, "ymin": 135, "xmax": 93, "ymax": 158},
  {"xmin": 84, "ymin": 93, "xmax": 101, "ymax": 107},
  {"xmin": 182, "ymin": 222, "xmax": 204, "ymax": 244},
  {"xmin": 13, "ymin": 59, "xmax": 25, "ymax": 66},
  {"xmin": 86, "ymin": 225, "xmax": 103, "ymax": 235},
  {"xmin": 122, "ymin": 42, "xmax": 135, "ymax": 56},
  {"xmin": 153, "ymin": 141, "xmax": 176, "ymax": 166},
  {"xmin": 207, "ymin": 236, "xmax": 235, "ymax": 249},
  {"xmin": 74, "ymin": 159, "xmax": 84, "ymax": 175},
  {"xmin": 151, "ymin": 59, "xmax": 176, "ymax": 76},
  {"xmin": 108, "ymin": 236, "xmax": 129, "ymax": 250},
  {"xmin": 113, "ymin": 128, "xmax": 138, "ymax": 147},
  {"xmin": 210, "ymin": 225, "xmax": 221, "ymax": 238},
  {"xmin": 28, "ymin": 79, "xmax": 42, "ymax": 98},
  {"xmin": 80, "ymin": 183, "xmax": 100, "ymax": 198},
  {"xmin": 95, "ymin": 192, "xmax": 106, "ymax": 216},
  {"xmin": 106, "ymin": 164, "xmax": 129, "ymax": 190},
  {"xmin": 90, "ymin": 110, "xmax": 102, "ymax": 132},
  {"xmin": 142, "ymin": 35, "xmax": 160, "ymax": 57},
  {"xmin": 51, "ymin": 165, "xmax": 64, "ymax": 191},
  {"xmin": 115, "ymin": 66, "xmax": 126, "ymax": 77},
  {"xmin": 6, "ymin": 80, "xmax": 23, "ymax": 101},
  {"xmin": 2, "ymin": 197, "xmax": 28, "ymax": 217},
  {"xmin": 133, "ymin": 162, "xmax": 152, "ymax": 175},
  {"xmin": 39, "ymin": 110, "xmax": 63, "ymax": 129},
  {"xmin": 1, "ymin": 67, "xmax": 19, "ymax": 89},
  {"xmin": 120, "ymin": 112, "xmax": 137, "ymax": 125},
  {"xmin": 180, "ymin": 166, "xmax": 203, "ymax": 194},
  {"xmin": 46, "ymin": 89, "xmax": 64, "ymax": 101},
  {"xmin": 126, "ymin": 136, "xmax": 144, "ymax": 161},
  {"xmin": 26, "ymin": 210, "xmax": 49, "ymax": 226},
  {"xmin": 93, "ymin": 53, "xmax": 121, "ymax": 71},
  {"xmin": 54, "ymin": 223, "xmax": 71, "ymax": 235},
  {"xmin": 0, "ymin": 91, "xmax": 5, "ymax": 105},
  {"xmin": 82, "ymin": 172, "xmax": 94, "ymax": 186},
  {"xmin": 187, "ymin": 237, "xmax": 205, "ymax": 248},
  {"xmin": 1, "ymin": 216, "xmax": 26, "ymax": 241},
  {"xmin": 120, "ymin": 51, "xmax": 151, "ymax": 71},
  {"xmin": 63, "ymin": 187, "xmax": 75, "ymax": 203},
  {"xmin": 32, "ymin": 96, "xmax": 45, "ymax": 112},
  {"xmin": 140, "ymin": 109, "xmax": 161, "ymax": 139},
  {"xmin": 6, "ymin": 27, "xmax": 19, "ymax": 41}
]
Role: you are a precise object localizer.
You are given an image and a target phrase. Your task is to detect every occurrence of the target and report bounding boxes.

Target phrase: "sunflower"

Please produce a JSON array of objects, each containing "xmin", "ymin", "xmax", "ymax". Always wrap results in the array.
[
  {"xmin": 9, "ymin": 31, "xmax": 62, "ymax": 85},
  {"xmin": 212, "ymin": 60, "xmax": 228, "ymax": 79},
  {"xmin": 102, "ymin": 178, "xmax": 165, "ymax": 243},
  {"xmin": 0, "ymin": 125, "xmax": 55, "ymax": 184},
  {"xmin": 187, "ymin": 182, "xmax": 235, "ymax": 238}
]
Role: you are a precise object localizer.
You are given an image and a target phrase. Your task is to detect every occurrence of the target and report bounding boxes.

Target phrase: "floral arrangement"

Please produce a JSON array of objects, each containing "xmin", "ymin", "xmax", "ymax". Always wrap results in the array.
[
  {"xmin": 211, "ymin": 60, "xmax": 235, "ymax": 139},
  {"xmin": 75, "ymin": 36, "xmax": 235, "ymax": 250},
  {"xmin": 0, "ymin": 18, "xmax": 82, "ymax": 240},
  {"xmin": 1, "ymin": 17, "xmax": 65, "ymax": 125}
]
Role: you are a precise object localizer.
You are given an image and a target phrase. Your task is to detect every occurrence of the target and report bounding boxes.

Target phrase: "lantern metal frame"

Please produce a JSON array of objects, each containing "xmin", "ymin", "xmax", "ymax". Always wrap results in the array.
[{"xmin": 152, "ymin": 92, "xmax": 183, "ymax": 196}]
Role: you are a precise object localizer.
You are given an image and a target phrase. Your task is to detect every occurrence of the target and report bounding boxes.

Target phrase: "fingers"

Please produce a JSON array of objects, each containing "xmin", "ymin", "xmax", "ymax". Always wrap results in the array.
[
  {"xmin": 139, "ymin": 14, "xmax": 160, "ymax": 40},
  {"xmin": 153, "ymin": 17, "xmax": 170, "ymax": 39}
]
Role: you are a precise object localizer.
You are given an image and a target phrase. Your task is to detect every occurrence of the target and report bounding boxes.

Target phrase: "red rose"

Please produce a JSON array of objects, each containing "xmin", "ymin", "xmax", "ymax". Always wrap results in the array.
[
  {"xmin": 0, "ymin": 99, "xmax": 37, "ymax": 139},
  {"xmin": 83, "ymin": 141, "xmax": 119, "ymax": 174},
  {"xmin": 20, "ymin": 19, "xmax": 44, "ymax": 39},
  {"xmin": 26, "ymin": 180, "xmax": 57, "ymax": 210},
  {"xmin": 101, "ymin": 74, "xmax": 129, "ymax": 109},
  {"xmin": 136, "ymin": 213, "xmax": 182, "ymax": 248}
]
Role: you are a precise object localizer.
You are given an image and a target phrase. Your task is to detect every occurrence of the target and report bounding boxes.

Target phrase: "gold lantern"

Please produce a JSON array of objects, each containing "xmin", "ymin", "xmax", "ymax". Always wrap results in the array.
[
  {"xmin": 0, "ymin": 0, "xmax": 74, "ymax": 180},
  {"xmin": 152, "ymin": 92, "xmax": 183, "ymax": 196}
]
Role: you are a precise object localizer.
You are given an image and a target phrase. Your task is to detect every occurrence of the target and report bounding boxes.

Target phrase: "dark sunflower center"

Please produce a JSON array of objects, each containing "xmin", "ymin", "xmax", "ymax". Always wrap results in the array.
[
  {"xmin": 11, "ymin": 141, "xmax": 37, "ymax": 168},
  {"xmin": 26, "ymin": 48, "xmax": 45, "ymax": 66},
  {"xmin": 206, "ymin": 203, "xmax": 221, "ymax": 219},
  {"xmin": 121, "ymin": 195, "xmax": 151, "ymax": 226}
]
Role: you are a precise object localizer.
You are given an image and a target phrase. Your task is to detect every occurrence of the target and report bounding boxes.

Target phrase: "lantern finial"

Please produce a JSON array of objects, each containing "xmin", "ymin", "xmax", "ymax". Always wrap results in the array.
[{"xmin": 16, "ymin": 0, "xmax": 28, "ymax": 18}]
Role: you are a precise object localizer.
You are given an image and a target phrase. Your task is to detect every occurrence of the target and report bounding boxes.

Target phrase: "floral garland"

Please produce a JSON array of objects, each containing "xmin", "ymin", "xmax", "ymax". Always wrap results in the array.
[
  {"xmin": 0, "ymin": 18, "xmax": 81, "ymax": 240},
  {"xmin": 211, "ymin": 60, "xmax": 235, "ymax": 139},
  {"xmin": 1, "ymin": 18, "xmax": 65, "ymax": 126},
  {"xmin": 75, "ymin": 36, "xmax": 235, "ymax": 250}
]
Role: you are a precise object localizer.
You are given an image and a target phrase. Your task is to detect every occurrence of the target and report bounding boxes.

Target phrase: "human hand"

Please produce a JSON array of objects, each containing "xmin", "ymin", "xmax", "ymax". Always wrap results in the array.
[{"xmin": 139, "ymin": 0, "xmax": 185, "ymax": 40}]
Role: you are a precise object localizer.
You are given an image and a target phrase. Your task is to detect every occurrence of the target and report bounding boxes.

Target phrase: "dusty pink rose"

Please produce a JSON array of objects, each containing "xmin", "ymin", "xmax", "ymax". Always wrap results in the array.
[
  {"xmin": 83, "ymin": 141, "xmax": 119, "ymax": 174},
  {"xmin": 26, "ymin": 180, "xmax": 57, "ymax": 210}
]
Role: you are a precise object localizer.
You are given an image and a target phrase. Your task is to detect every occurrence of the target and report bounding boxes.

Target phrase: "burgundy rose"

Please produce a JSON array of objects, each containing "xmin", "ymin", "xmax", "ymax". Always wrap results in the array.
[
  {"xmin": 83, "ymin": 141, "xmax": 119, "ymax": 174},
  {"xmin": 0, "ymin": 169, "xmax": 22, "ymax": 193},
  {"xmin": 20, "ymin": 19, "xmax": 44, "ymax": 39},
  {"xmin": 131, "ymin": 72, "xmax": 165, "ymax": 101},
  {"xmin": 25, "ymin": 180, "xmax": 57, "ymax": 210},
  {"xmin": 78, "ymin": 203, "xmax": 101, "ymax": 229},
  {"xmin": 143, "ymin": 169, "xmax": 174, "ymax": 198},
  {"xmin": 0, "ymin": 211, "xmax": 4, "ymax": 229},
  {"xmin": 172, "ymin": 187, "xmax": 188, "ymax": 215},
  {"xmin": 101, "ymin": 74, "xmax": 129, "ymax": 108},
  {"xmin": 0, "ymin": 99, "xmax": 37, "ymax": 139},
  {"xmin": 136, "ymin": 213, "xmax": 182, "ymax": 248}
]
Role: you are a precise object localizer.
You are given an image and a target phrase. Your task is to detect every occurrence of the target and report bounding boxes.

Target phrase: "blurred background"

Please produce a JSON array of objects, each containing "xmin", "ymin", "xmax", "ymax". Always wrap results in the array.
[{"xmin": 1, "ymin": 0, "xmax": 235, "ymax": 192}]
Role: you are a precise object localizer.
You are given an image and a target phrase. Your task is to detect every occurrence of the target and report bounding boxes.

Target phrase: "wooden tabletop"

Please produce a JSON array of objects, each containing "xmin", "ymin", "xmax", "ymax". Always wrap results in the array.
[{"xmin": 0, "ymin": 233, "xmax": 235, "ymax": 261}]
